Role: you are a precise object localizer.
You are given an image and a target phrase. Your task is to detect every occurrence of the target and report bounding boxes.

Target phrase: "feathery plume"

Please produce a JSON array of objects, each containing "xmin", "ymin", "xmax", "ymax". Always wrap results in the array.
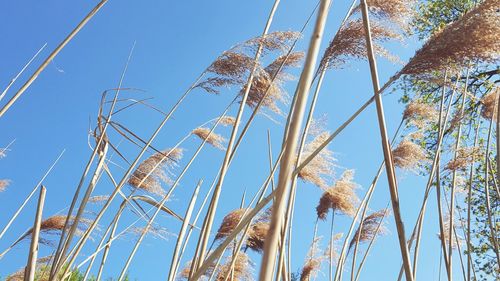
[
  {"xmin": 246, "ymin": 221, "xmax": 269, "ymax": 253},
  {"xmin": 298, "ymin": 132, "xmax": 336, "ymax": 189},
  {"xmin": 349, "ymin": 209, "xmax": 389, "ymax": 250},
  {"xmin": 128, "ymin": 148, "xmax": 183, "ymax": 196},
  {"xmin": 353, "ymin": 0, "xmax": 416, "ymax": 30},
  {"xmin": 242, "ymin": 52, "xmax": 303, "ymax": 115},
  {"xmin": 218, "ymin": 116, "xmax": 236, "ymax": 126},
  {"xmin": 437, "ymin": 215, "xmax": 462, "ymax": 249},
  {"xmin": 6, "ymin": 255, "xmax": 53, "ymax": 281},
  {"xmin": 0, "ymin": 179, "xmax": 10, "ymax": 192},
  {"xmin": 243, "ymin": 31, "xmax": 302, "ymax": 54},
  {"xmin": 216, "ymin": 252, "xmax": 254, "ymax": 281},
  {"xmin": 400, "ymin": 0, "xmax": 500, "ymax": 76},
  {"xmin": 403, "ymin": 101, "xmax": 439, "ymax": 128},
  {"xmin": 18, "ymin": 215, "xmax": 91, "ymax": 246},
  {"xmin": 320, "ymin": 19, "xmax": 401, "ymax": 71},
  {"xmin": 480, "ymin": 88, "xmax": 499, "ymax": 119},
  {"xmin": 392, "ymin": 139, "xmax": 428, "ymax": 170},
  {"xmin": 88, "ymin": 195, "xmax": 109, "ymax": 203},
  {"xmin": 196, "ymin": 31, "xmax": 301, "ymax": 96},
  {"xmin": 192, "ymin": 127, "xmax": 227, "ymax": 150},
  {"xmin": 325, "ymin": 233, "xmax": 343, "ymax": 265},
  {"xmin": 128, "ymin": 224, "xmax": 171, "ymax": 241},
  {"xmin": 316, "ymin": 170, "xmax": 359, "ymax": 220},
  {"xmin": 215, "ymin": 208, "xmax": 247, "ymax": 241},
  {"xmin": 300, "ymin": 237, "xmax": 325, "ymax": 281},
  {"xmin": 179, "ymin": 260, "xmax": 214, "ymax": 280},
  {"xmin": 445, "ymin": 146, "xmax": 482, "ymax": 171}
]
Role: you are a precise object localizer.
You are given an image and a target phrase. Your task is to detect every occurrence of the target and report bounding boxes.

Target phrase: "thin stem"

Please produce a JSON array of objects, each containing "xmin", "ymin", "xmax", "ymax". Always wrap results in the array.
[
  {"xmin": 0, "ymin": 150, "xmax": 65, "ymax": 241},
  {"xmin": 0, "ymin": 0, "xmax": 109, "ymax": 118},
  {"xmin": 24, "ymin": 186, "xmax": 47, "ymax": 281},
  {"xmin": 359, "ymin": 1, "xmax": 413, "ymax": 280},
  {"xmin": 166, "ymin": 180, "xmax": 202, "ymax": 281}
]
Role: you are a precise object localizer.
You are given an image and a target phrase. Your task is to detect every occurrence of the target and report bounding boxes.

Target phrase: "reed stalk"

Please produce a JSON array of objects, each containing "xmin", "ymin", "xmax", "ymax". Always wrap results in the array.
[
  {"xmin": 446, "ymin": 70, "xmax": 469, "ymax": 281},
  {"xmin": 0, "ymin": 150, "xmax": 64, "ymax": 241},
  {"xmin": 482, "ymin": 97, "xmax": 500, "ymax": 269},
  {"xmin": 259, "ymin": 1, "xmax": 331, "ymax": 279},
  {"xmin": 0, "ymin": 43, "xmax": 47, "ymax": 103},
  {"xmin": 166, "ymin": 180, "xmax": 202, "ymax": 281},
  {"xmin": 467, "ymin": 121, "xmax": 481, "ymax": 281},
  {"xmin": 359, "ymin": 1, "xmax": 413, "ymax": 279},
  {"xmin": 23, "ymin": 186, "xmax": 46, "ymax": 281},
  {"xmin": 0, "ymin": 0, "xmax": 109, "ymax": 118}
]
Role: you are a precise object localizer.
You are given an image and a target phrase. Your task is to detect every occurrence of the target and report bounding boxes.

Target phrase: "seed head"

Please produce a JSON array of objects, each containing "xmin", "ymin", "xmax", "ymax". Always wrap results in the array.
[
  {"xmin": 128, "ymin": 148, "xmax": 183, "ymax": 196},
  {"xmin": 392, "ymin": 139, "xmax": 428, "ymax": 171},
  {"xmin": 192, "ymin": 127, "xmax": 227, "ymax": 150},
  {"xmin": 316, "ymin": 170, "xmax": 359, "ymax": 220},
  {"xmin": 400, "ymin": 0, "xmax": 500, "ymax": 76}
]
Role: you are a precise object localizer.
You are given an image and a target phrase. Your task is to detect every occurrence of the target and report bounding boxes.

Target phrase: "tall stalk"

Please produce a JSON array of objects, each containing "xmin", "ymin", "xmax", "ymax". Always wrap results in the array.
[
  {"xmin": 467, "ymin": 120, "xmax": 480, "ymax": 281},
  {"xmin": 0, "ymin": 150, "xmax": 64, "ymax": 241},
  {"xmin": 260, "ymin": 1, "xmax": 331, "ymax": 279},
  {"xmin": 483, "ymin": 96, "xmax": 500, "ymax": 269},
  {"xmin": 0, "ymin": 0, "xmax": 109, "ymax": 118},
  {"xmin": 446, "ymin": 71, "xmax": 469, "ymax": 281},
  {"xmin": 166, "ymin": 180, "xmax": 201, "ymax": 281},
  {"xmin": 359, "ymin": 1, "xmax": 413, "ymax": 280},
  {"xmin": 0, "ymin": 43, "xmax": 47, "ymax": 103},
  {"xmin": 24, "ymin": 186, "xmax": 47, "ymax": 281}
]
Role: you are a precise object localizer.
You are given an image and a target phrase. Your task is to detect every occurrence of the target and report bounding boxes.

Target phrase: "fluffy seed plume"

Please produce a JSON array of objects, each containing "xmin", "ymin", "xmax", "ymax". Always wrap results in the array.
[
  {"xmin": 179, "ymin": 260, "xmax": 214, "ymax": 280},
  {"xmin": 18, "ymin": 215, "xmax": 91, "ymax": 245},
  {"xmin": 192, "ymin": 127, "xmax": 227, "ymax": 150},
  {"xmin": 445, "ymin": 146, "xmax": 482, "ymax": 171},
  {"xmin": 218, "ymin": 116, "xmax": 236, "ymax": 126},
  {"xmin": 0, "ymin": 179, "xmax": 10, "ymax": 192},
  {"xmin": 242, "ymin": 52, "xmax": 303, "ymax": 115},
  {"xmin": 243, "ymin": 31, "xmax": 302, "ymax": 54},
  {"xmin": 128, "ymin": 148, "xmax": 183, "ymax": 196},
  {"xmin": 320, "ymin": 19, "xmax": 401, "ymax": 71},
  {"xmin": 480, "ymin": 88, "xmax": 499, "ymax": 119},
  {"xmin": 215, "ymin": 252, "xmax": 254, "ymax": 281},
  {"xmin": 353, "ymin": 0, "xmax": 416, "ymax": 30},
  {"xmin": 215, "ymin": 208, "xmax": 247, "ymax": 241},
  {"xmin": 403, "ymin": 101, "xmax": 439, "ymax": 128},
  {"xmin": 316, "ymin": 170, "xmax": 359, "ymax": 220},
  {"xmin": 349, "ymin": 209, "xmax": 389, "ymax": 250},
  {"xmin": 392, "ymin": 139, "xmax": 428, "ymax": 170},
  {"xmin": 300, "ymin": 237, "xmax": 325, "ymax": 281},
  {"xmin": 246, "ymin": 221, "xmax": 269, "ymax": 253},
  {"xmin": 298, "ymin": 132, "xmax": 336, "ymax": 189},
  {"xmin": 88, "ymin": 195, "xmax": 109, "ymax": 203},
  {"xmin": 196, "ymin": 31, "xmax": 301, "ymax": 95},
  {"xmin": 128, "ymin": 224, "xmax": 171, "ymax": 241},
  {"xmin": 6, "ymin": 255, "xmax": 53, "ymax": 281},
  {"xmin": 325, "ymin": 233, "xmax": 343, "ymax": 266},
  {"xmin": 400, "ymin": 0, "xmax": 500, "ymax": 76},
  {"xmin": 437, "ymin": 215, "xmax": 462, "ymax": 249}
]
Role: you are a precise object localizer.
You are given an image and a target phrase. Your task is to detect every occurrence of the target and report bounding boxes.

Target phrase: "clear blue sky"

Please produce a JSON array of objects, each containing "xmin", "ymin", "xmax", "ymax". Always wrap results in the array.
[{"xmin": 0, "ymin": 1, "xmax": 463, "ymax": 280}]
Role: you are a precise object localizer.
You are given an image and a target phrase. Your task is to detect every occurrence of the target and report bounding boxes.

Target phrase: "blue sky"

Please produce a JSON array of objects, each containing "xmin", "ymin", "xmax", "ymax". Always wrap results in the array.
[{"xmin": 0, "ymin": 1, "xmax": 465, "ymax": 280}]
